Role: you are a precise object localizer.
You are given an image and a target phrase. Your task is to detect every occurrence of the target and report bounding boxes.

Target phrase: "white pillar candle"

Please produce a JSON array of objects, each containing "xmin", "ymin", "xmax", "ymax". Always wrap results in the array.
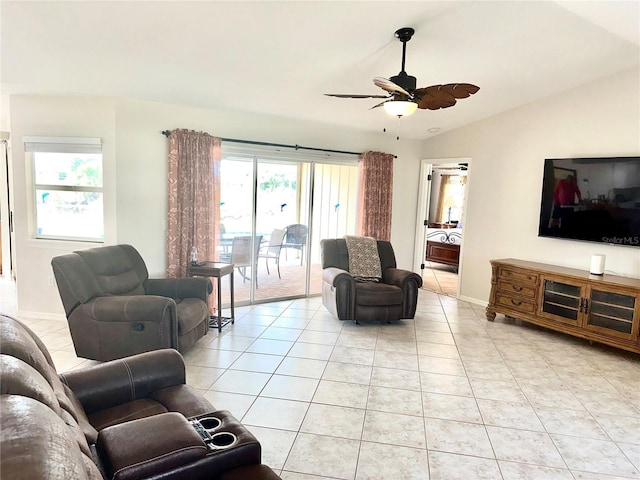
[{"xmin": 590, "ymin": 254, "xmax": 606, "ymax": 275}]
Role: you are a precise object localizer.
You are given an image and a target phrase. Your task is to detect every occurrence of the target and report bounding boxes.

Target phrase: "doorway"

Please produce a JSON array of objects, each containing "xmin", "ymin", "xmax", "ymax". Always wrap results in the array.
[
  {"xmin": 413, "ymin": 159, "xmax": 470, "ymax": 297},
  {"xmin": 219, "ymin": 149, "xmax": 358, "ymax": 306}
]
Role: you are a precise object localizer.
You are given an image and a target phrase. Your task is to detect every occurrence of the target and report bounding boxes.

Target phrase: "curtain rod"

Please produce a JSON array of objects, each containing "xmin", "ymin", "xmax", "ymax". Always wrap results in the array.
[{"xmin": 161, "ymin": 130, "xmax": 363, "ymax": 157}]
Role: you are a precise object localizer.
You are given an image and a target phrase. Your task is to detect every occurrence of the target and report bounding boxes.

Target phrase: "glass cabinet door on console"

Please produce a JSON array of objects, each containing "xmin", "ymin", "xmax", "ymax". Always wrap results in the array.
[
  {"xmin": 538, "ymin": 277, "xmax": 584, "ymax": 327},
  {"xmin": 584, "ymin": 287, "xmax": 639, "ymax": 341}
]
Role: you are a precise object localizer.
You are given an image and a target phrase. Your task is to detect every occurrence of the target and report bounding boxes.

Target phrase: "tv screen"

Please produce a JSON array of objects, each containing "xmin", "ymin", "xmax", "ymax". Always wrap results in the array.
[{"xmin": 538, "ymin": 156, "xmax": 640, "ymax": 247}]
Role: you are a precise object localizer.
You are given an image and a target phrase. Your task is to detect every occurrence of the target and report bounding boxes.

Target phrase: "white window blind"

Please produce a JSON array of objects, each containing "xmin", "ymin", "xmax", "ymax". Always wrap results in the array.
[{"xmin": 24, "ymin": 136, "xmax": 102, "ymax": 154}]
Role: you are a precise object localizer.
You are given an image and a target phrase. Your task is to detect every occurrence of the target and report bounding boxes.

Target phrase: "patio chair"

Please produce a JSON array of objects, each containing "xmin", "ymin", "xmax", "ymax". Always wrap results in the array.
[
  {"xmin": 220, "ymin": 235, "xmax": 263, "ymax": 287},
  {"xmin": 283, "ymin": 224, "xmax": 308, "ymax": 265},
  {"xmin": 258, "ymin": 228, "xmax": 286, "ymax": 278}
]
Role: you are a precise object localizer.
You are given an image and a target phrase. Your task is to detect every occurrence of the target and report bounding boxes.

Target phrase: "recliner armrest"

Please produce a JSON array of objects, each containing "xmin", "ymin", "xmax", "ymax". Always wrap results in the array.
[
  {"xmin": 322, "ymin": 267, "xmax": 355, "ymax": 287},
  {"xmin": 144, "ymin": 277, "xmax": 212, "ymax": 303},
  {"xmin": 60, "ymin": 349, "xmax": 187, "ymax": 415},
  {"xmin": 383, "ymin": 268, "xmax": 423, "ymax": 289}
]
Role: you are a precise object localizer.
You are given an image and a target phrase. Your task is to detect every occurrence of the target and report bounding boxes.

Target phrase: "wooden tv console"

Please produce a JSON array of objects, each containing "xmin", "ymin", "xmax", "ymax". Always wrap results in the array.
[{"xmin": 486, "ymin": 258, "xmax": 640, "ymax": 354}]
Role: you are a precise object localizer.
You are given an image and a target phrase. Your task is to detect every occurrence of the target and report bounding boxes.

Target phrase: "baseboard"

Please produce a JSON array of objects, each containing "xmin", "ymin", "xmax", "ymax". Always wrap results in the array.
[{"xmin": 457, "ymin": 295, "xmax": 486, "ymax": 307}]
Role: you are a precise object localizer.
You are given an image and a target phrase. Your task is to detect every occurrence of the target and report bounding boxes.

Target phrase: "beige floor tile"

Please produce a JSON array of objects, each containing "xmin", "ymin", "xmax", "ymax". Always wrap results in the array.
[
  {"xmin": 497, "ymin": 461, "xmax": 574, "ymax": 480},
  {"xmin": 246, "ymin": 338, "xmax": 295, "ymax": 356},
  {"xmin": 428, "ymin": 451, "xmax": 501, "ymax": 480},
  {"xmin": 259, "ymin": 326, "xmax": 303, "ymax": 342},
  {"xmin": 418, "ymin": 356, "xmax": 466, "ymax": 376},
  {"xmin": 422, "ymin": 392, "xmax": 482, "ymax": 423},
  {"xmin": 371, "ymin": 366, "xmax": 421, "ymax": 391},
  {"xmin": 201, "ymin": 390, "xmax": 256, "ymax": 419},
  {"xmin": 551, "ymin": 434, "xmax": 640, "ymax": 478},
  {"xmin": 296, "ymin": 330, "xmax": 339, "ymax": 346},
  {"xmin": 367, "ymin": 385, "xmax": 423, "ymax": 416},
  {"xmin": 287, "ymin": 342, "xmax": 334, "ymax": 361},
  {"xmin": 486, "ymin": 426, "xmax": 565, "ymax": 468},
  {"xmin": 182, "ymin": 347, "xmax": 242, "ymax": 368},
  {"xmin": 247, "ymin": 426, "xmax": 297, "ymax": 470},
  {"xmin": 373, "ymin": 350, "xmax": 419, "ymax": 371},
  {"xmin": 229, "ymin": 352, "xmax": 284, "ymax": 373},
  {"xmin": 261, "ymin": 374, "xmax": 320, "ymax": 402},
  {"xmin": 330, "ymin": 346, "xmax": 375, "ymax": 366},
  {"xmin": 322, "ymin": 362, "xmax": 372, "ymax": 385},
  {"xmin": 425, "ymin": 418, "xmax": 493, "ymax": 458},
  {"xmin": 356, "ymin": 441, "xmax": 429, "ymax": 480},
  {"xmin": 536, "ymin": 407, "xmax": 609, "ymax": 440},
  {"xmin": 300, "ymin": 403, "xmax": 365, "ymax": 440},
  {"xmin": 469, "ymin": 377, "xmax": 527, "ymax": 403},
  {"xmin": 204, "ymin": 334, "xmax": 256, "ymax": 351},
  {"xmin": 210, "ymin": 369, "xmax": 271, "ymax": 395},
  {"xmin": 242, "ymin": 397, "xmax": 309, "ymax": 431},
  {"xmin": 416, "ymin": 342, "xmax": 460, "ymax": 360},
  {"xmin": 420, "ymin": 372, "xmax": 473, "ymax": 397},
  {"xmin": 284, "ymin": 432, "xmax": 359, "ymax": 479},
  {"xmin": 362, "ymin": 410, "xmax": 426, "ymax": 449},
  {"xmin": 592, "ymin": 413, "xmax": 640, "ymax": 444},
  {"xmin": 477, "ymin": 398, "xmax": 545, "ymax": 431},
  {"xmin": 312, "ymin": 380, "xmax": 369, "ymax": 409},
  {"xmin": 275, "ymin": 357, "xmax": 328, "ymax": 379},
  {"xmin": 185, "ymin": 365, "xmax": 226, "ymax": 390}
]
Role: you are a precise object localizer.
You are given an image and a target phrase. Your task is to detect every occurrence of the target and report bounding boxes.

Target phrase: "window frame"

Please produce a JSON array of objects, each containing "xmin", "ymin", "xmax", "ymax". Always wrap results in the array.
[{"xmin": 25, "ymin": 136, "xmax": 104, "ymax": 242}]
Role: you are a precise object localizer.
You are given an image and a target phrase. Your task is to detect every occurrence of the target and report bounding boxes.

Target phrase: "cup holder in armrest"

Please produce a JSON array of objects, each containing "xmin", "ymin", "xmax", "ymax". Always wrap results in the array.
[
  {"xmin": 190, "ymin": 416, "xmax": 237, "ymax": 450},
  {"xmin": 209, "ymin": 431, "xmax": 237, "ymax": 450},
  {"xmin": 199, "ymin": 416, "xmax": 222, "ymax": 431}
]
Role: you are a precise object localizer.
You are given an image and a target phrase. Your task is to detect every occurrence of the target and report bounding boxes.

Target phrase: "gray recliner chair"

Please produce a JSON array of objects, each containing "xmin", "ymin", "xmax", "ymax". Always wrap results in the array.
[
  {"xmin": 51, "ymin": 244, "xmax": 212, "ymax": 361},
  {"xmin": 321, "ymin": 238, "xmax": 423, "ymax": 323}
]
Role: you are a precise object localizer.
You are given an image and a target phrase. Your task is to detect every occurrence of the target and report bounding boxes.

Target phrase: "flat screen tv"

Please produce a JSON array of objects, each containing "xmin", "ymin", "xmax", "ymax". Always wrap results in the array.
[{"xmin": 538, "ymin": 156, "xmax": 640, "ymax": 247}]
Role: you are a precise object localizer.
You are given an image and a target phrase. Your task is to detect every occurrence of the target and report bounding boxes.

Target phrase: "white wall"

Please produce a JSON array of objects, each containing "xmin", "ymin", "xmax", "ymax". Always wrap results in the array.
[
  {"xmin": 9, "ymin": 96, "xmax": 423, "ymax": 317},
  {"xmin": 423, "ymin": 68, "xmax": 640, "ymax": 304}
]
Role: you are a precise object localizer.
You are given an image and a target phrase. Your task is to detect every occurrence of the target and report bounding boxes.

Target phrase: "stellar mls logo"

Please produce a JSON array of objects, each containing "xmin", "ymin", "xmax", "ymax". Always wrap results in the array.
[{"xmin": 602, "ymin": 236, "xmax": 640, "ymax": 245}]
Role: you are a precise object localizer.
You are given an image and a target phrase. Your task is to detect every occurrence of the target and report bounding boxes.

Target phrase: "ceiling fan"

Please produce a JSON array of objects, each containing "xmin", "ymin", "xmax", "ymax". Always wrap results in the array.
[{"xmin": 325, "ymin": 27, "xmax": 480, "ymax": 117}]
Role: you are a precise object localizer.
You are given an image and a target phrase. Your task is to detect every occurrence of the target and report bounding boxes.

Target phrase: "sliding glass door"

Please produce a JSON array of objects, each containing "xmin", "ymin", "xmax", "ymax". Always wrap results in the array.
[{"xmin": 219, "ymin": 148, "xmax": 357, "ymax": 305}]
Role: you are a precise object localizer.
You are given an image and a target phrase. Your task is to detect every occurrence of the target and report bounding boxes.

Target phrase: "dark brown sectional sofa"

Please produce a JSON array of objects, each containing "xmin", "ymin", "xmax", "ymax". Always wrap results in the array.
[{"xmin": 0, "ymin": 314, "xmax": 281, "ymax": 480}]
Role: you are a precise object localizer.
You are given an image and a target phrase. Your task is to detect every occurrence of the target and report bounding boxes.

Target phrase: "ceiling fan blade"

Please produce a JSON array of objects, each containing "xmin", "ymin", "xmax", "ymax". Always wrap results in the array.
[
  {"xmin": 442, "ymin": 83, "xmax": 480, "ymax": 99},
  {"xmin": 414, "ymin": 83, "xmax": 479, "ymax": 110},
  {"xmin": 369, "ymin": 100, "xmax": 390, "ymax": 110},
  {"xmin": 373, "ymin": 77, "xmax": 411, "ymax": 97},
  {"xmin": 324, "ymin": 93, "xmax": 391, "ymax": 99}
]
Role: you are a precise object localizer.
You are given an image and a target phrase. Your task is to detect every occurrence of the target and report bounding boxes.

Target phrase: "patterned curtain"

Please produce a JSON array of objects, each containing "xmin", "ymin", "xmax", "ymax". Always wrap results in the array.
[
  {"xmin": 166, "ymin": 129, "xmax": 221, "ymax": 279},
  {"xmin": 357, "ymin": 151, "xmax": 394, "ymax": 241}
]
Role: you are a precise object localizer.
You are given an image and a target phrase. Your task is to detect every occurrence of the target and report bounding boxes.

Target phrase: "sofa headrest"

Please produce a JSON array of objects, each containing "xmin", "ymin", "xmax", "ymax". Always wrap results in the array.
[
  {"xmin": 0, "ymin": 315, "xmax": 57, "ymax": 385},
  {"xmin": 0, "ymin": 354, "xmax": 61, "ymax": 414}
]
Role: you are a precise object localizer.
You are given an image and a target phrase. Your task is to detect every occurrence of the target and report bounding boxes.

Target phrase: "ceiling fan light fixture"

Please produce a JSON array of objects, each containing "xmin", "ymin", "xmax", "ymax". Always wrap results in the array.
[{"xmin": 383, "ymin": 100, "xmax": 418, "ymax": 117}]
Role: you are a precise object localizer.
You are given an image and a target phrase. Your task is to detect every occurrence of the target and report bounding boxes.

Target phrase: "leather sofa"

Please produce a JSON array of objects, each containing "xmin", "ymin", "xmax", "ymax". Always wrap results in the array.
[
  {"xmin": 320, "ymin": 238, "xmax": 423, "ymax": 322},
  {"xmin": 51, "ymin": 244, "xmax": 212, "ymax": 361},
  {"xmin": 0, "ymin": 314, "xmax": 281, "ymax": 480}
]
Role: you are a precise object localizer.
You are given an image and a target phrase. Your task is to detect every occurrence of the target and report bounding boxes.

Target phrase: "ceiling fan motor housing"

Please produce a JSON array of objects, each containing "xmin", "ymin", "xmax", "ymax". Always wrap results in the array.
[{"xmin": 390, "ymin": 72, "xmax": 417, "ymax": 93}]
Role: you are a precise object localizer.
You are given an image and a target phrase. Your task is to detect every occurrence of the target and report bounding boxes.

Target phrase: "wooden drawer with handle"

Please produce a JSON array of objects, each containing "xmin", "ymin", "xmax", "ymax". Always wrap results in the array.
[
  {"xmin": 495, "ymin": 293, "xmax": 536, "ymax": 314},
  {"xmin": 498, "ymin": 267, "xmax": 538, "ymax": 285},
  {"xmin": 497, "ymin": 280, "xmax": 537, "ymax": 299}
]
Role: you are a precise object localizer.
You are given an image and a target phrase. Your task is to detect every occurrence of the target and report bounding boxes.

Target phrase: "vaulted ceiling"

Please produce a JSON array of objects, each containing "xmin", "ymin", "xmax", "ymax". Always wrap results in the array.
[{"xmin": 2, "ymin": 1, "xmax": 638, "ymax": 139}]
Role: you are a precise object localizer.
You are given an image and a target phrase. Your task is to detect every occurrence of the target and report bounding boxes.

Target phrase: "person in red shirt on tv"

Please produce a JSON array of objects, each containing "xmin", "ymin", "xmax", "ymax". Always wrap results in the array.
[{"xmin": 550, "ymin": 174, "xmax": 582, "ymax": 227}]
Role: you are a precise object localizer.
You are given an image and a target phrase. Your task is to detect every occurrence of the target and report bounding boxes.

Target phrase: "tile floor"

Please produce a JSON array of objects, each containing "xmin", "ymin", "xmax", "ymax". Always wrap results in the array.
[
  {"xmin": 421, "ymin": 262, "xmax": 459, "ymax": 297},
  {"xmin": 2, "ymin": 279, "xmax": 640, "ymax": 479}
]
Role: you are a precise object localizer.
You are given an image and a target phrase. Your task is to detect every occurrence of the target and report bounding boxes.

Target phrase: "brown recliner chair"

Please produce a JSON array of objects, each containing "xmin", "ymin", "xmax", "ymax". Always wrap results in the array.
[
  {"xmin": 320, "ymin": 238, "xmax": 423, "ymax": 322},
  {"xmin": 51, "ymin": 244, "xmax": 212, "ymax": 361}
]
